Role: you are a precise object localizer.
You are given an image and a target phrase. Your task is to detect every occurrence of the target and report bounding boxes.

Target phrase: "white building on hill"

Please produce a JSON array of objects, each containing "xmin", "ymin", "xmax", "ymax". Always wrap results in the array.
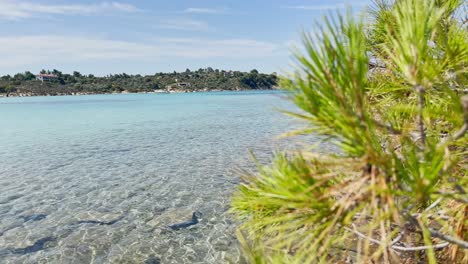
[{"xmin": 35, "ymin": 74, "xmax": 58, "ymax": 82}]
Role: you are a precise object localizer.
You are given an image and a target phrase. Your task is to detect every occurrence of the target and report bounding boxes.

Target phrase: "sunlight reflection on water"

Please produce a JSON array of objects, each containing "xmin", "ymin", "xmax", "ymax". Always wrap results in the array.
[{"xmin": 0, "ymin": 91, "xmax": 326, "ymax": 263}]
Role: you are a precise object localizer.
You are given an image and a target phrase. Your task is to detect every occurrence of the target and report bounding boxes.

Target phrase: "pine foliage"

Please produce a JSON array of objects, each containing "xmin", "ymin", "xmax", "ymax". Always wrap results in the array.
[{"xmin": 231, "ymin": 0, "xmax": 467, "ymax": 263}]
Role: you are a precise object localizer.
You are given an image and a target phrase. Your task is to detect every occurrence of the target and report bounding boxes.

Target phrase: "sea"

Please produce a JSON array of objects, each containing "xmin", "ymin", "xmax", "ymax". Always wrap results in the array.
[{"xmin": 0, "ymin": 91, "xmax": 315, "ymax": 263}]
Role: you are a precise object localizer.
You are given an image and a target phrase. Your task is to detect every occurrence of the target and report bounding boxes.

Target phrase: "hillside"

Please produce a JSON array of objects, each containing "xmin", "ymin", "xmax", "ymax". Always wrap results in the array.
[{"xmin": 0, "ymin": 68, "xmax": 278, "ymax": 97}]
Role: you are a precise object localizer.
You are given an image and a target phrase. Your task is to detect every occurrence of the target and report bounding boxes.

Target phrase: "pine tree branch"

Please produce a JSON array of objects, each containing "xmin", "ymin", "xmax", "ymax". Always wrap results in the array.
[
  {"xmin": 412, "ymin": 212, "xmax": 451, "ymax": 221},
  {"xmin": 374, "ymin": 119, "xmax": 402, "ymax": 135},
  {"xmin": 415, "ymin": 85, "xmax": 426, "ymax": 150},
  {"xmin": 408, "ymin": 214, "xmax": 468, "ymax": 249},
  {"xmin": 436, "ymin": 195, "xmax": 468, "ymax": 204},
  {"xmin": 344, "ymin": 224, "xmax": 450, "ymax": 252},
  {"xmin": 452, "ymin": 95, "xmax": 468, "ymax": 140},
  {"xmin": 428, "ymin": 228, "xmax": 468, "ymax": 249},
  {"xmin": 391, "ymin": 242, "xmax": 450, "ymax": 251},
  {"xmin": 438, "ymin": 96, "xmax": 468, "ymax": 148},
  {"xmin": 424, "ymin": 197, "xmax": 443, "ymax": 212},
  {"xmin": 391, "ymin": 232, "xmax": 404, "ymax": 245},
  {"xmin": 453, "ymin": 122, "xmax": 468, "ymax": 140}
]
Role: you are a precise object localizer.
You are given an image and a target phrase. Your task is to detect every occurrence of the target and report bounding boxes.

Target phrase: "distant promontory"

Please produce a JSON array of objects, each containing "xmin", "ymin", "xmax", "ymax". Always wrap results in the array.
[{"xmin": 0, "ymin": 68, "xmax": 278, "ymax": 97}]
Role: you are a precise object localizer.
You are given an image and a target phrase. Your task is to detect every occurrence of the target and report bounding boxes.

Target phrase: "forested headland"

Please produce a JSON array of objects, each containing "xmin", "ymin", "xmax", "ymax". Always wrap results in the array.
[{"xmin": 0, "ymin": 68, "xmax": 278, "ymax": 97}]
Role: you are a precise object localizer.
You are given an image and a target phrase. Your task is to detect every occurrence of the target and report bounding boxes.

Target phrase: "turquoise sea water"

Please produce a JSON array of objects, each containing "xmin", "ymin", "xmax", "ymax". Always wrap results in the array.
[{"xmin": 0, "ymin": 91, "xmax": 309, "ymax": 263}]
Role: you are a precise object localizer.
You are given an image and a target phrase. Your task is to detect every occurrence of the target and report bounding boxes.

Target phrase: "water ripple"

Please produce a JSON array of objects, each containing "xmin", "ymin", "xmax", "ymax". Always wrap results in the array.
[{"xmin": 0, "ymin": 91, "xmax": 316, "ymax": 263}]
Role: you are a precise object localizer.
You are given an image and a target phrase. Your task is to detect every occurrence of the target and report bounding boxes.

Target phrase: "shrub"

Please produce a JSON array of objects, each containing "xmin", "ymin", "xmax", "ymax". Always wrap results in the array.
[{"xmin": 231, "ymin": 0, "xmax": 467, "ymax": 263}]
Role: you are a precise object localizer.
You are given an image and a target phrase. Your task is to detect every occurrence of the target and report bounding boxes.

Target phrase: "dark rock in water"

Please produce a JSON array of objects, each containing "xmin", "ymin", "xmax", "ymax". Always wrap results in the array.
[
  {"xmin": 19, "ymin": 214, "xmax": 47, "ymax": 222},
  {"xmin": 0, "ymin": 249, "xmax": 9, "ymax": 258},
  {"xmin": 168, "ymin": 211, "xmax": 202, "ymax": 230},
  {"xmin": 153, "ymin": 206, "xmax": 168, "ymax": 214},
  {"xmin": 48, "ymin": 162, "xmax": 73, "ymax": 171},
  {"xmin": 0, "ymin": 194, "xmax": 22, "ymax": 204},
  {"xmin": 11, "ymin": 236, "xmax": 56, "ymax": 254},
  {"xmin": 77, "ymin": 215, "xmax": 124, "ymax": 226},
  {"xmin": 144, "ymin": 255, "xmax": 161, "ymax": 264},
  {"xmin": 0, "ymin": 223, "xmax": 21, "ymax": 237},
  {"xmin": 106, "ymin": 148, "xmax": 132, "ymax": 153}
]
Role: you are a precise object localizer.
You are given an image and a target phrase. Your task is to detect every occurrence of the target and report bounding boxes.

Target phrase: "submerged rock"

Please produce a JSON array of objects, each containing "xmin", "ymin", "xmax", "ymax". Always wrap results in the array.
[
  {"xmin": 0, "ymin": 236, "xmax": 56, "ymax": 256},
  {"xmin": 12, "ymin": 236, "xmax": 56, "ymax": 254},
  {"xmin": 146, "ymin": 207, "xmax": 202, "ymax": 230},
  {"xmin": 77, "ymin": 217, "xmax": 123, "ymax": 226},
  {"xmin": 0, "ymin": 194, "xmax": 22, "ymax": 205},
  {"xmin": 147, "ymin": 207, "xmax": 189, "ymax": 227},
  {"xmin": 0, "ymin": 219, "xmax": 23, "ymax": 237},
  {"xmin": 19, "ymin": 214, "xmax": 47, "ymax": 222},
  {"xmin": 75, "ymin": 211, "xmax": 124, "ymax": 225},
  {"xmin": 144, "ymin": 255, "xmax": 161, "ymax": 264},
  {"xmin": 168, "ymin": 211, "xmax": 202, "ymax": 230}
]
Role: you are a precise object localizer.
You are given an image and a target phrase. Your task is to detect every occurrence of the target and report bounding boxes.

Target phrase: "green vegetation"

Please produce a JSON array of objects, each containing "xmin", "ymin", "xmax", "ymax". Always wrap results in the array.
[
  {"xmin": 231, "ymin": 0, "xmax": 467, "ymax": 263},
  {"xmin": 0, "ymin": 68, "xmax": 278, "ymax": 96}
]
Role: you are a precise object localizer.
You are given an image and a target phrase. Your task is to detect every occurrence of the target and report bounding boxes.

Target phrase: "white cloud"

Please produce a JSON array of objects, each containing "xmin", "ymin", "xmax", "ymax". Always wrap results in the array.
[
  {"xmin": 158, "ymin": 19, "xmax": 211, "ymax": 31},
  {"xmin": 183, "ymin": 7, "xmax": 226, "ymax": 14},
  {"xmin": 0, "ymin": 35, "xmax": 279, "ymax": 69},
  {"xmin": 156, "ymin": 38, "xmax": 278, "ymax": 57},
  {"xmin": 0, "ymin": 0, "xmax": 139, "ymax": 20}
]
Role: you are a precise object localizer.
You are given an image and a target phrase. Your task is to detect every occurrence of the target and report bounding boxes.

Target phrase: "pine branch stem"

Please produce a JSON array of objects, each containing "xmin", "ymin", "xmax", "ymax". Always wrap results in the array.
[
  {"xmin": 439, "ymin": 96, "xmax": 468, "ymax": 146},
  {"xmin": 424, "ymin": 197, "xmax": 442, "ymax": 212},
  {"xmin": 374, "ymin": 119, "xmax": 402, "ymax": 135},
  {"xmin": 452, "ymin": 95, "xmax": 468, "ymax": 140},
  {"xmin": 415, "ymin": 85, "xmax": 426, "ymax": 151},
  {"xmin": 428, "ymin": 228, "xmax": 468, "ymax": 249},
  {"xmin": 392, "ymin": 242, "xmax": 449, "ymax": 252},
  {"xmin": 391, "ymin": 232, "xmax": 404, "ymax": 245},
  {"xmin": 344, "ymin": 225, "xmax": 450, "ymax": 252}
]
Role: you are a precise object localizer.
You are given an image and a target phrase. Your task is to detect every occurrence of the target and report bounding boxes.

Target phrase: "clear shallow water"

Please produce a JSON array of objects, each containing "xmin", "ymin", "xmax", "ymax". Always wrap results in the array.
[{"xmin": 0, "ymin": 91, "xmax": 310, "ymax": 263}]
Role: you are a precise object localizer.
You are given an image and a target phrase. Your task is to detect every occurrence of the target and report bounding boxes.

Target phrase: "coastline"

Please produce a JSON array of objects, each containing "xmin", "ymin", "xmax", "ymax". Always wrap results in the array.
[{"xmin": 0, "ymin": 87, "xmax": 280, "ymax": 98}]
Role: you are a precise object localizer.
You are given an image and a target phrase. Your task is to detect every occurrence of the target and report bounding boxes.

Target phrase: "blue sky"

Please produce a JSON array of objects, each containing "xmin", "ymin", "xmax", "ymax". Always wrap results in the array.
[{"xmin": 0, "ymin": 0, "xmax": 371, "ymax": 76}]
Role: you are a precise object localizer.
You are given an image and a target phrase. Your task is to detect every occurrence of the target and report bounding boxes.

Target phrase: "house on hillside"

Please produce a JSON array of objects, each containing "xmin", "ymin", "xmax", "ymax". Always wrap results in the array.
[
  {"xmin": 176, "ymin": 82, "xmax": 191, "ymax": 87},
  {"xmin": 166, "ymin": 82, "xmax": 191, "ymax": 90},
  {"xmin": 223, "ymin": 70, "xmax": 234, "ymax": 77},
  {"xmin": 36, "ymin": 74, "xmax": 58, "ymax": 82}
]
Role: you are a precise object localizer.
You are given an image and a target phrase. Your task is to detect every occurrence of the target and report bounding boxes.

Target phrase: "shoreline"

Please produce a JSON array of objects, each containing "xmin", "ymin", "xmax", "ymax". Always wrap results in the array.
[{"xmin": 0, "ymin": 87, "xmax": 280, "ymax": 99}]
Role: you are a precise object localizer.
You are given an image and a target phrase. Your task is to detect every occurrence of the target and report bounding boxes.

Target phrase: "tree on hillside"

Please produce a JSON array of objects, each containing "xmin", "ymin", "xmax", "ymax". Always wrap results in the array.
[
  {"xmin": 73, "ymin": 71, "xmax": 82, "ymax": 78},
  {"xmin": 231, "ymin": 0, "xmax": 467, "ymax": 263},
  {"xmin": 52, "ymin": 69, "xmax": 63, "ymax": 77},
  {"xmin": 0, "ymin": 84, "xmax": 16, "ymax": 96},
  {"xmin": 23, "ymin": 71, "xmax": 35, "ymax": 80},
  {"xmin": 1, "ymin": 75, "xmax": 11, "ymax": 81},
  {"xmin": 13, "ymin": 73, "xmax": 25, "ymax": 81}
]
